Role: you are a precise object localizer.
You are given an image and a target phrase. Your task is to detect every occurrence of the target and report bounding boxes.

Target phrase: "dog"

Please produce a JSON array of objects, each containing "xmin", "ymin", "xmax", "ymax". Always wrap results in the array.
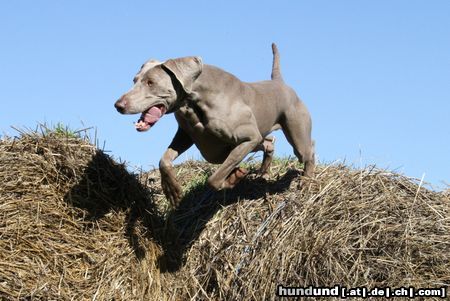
[{"xmin": 115, "ymin": 44, "xmax": 315, "ymax": 207}]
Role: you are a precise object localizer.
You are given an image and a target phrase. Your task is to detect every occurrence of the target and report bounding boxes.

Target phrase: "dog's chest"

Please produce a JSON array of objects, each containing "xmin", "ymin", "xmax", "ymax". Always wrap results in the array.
[
  {"xmin": 176, "ymin": 104, "xmax": 206, "ymax": 132},
  {"xmin": 175, "ymin": 104, "xmax": 233, "ymax": 163}
]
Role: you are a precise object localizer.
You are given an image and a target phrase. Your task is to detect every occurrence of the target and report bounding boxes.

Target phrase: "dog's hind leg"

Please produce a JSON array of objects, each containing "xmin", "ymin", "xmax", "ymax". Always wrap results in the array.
[
  {"xmin": 259, "ymin": 136, "xmax": 275, "ymax": 178},
  {"xmin": 280, "ymin": 102, "xmax": 315, "ymax": 177}
]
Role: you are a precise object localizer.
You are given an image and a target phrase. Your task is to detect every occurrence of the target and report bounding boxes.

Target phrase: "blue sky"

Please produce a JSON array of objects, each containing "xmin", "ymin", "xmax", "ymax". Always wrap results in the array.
[{"xmin": 1, "ymin": 1, "xmax": 449, "ymax": 189}]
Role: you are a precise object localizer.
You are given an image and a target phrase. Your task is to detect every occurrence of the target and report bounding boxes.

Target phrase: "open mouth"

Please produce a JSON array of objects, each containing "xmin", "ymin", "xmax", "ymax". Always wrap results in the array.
[{"xmin": 134, "ymin": 104, "xmax": 167, "ymax": 132}]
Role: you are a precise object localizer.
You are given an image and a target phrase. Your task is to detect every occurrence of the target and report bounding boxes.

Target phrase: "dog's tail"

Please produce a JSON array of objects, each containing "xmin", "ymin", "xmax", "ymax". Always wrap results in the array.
[{"xmin": 271, "ymin": 43, "xmax": 283, "ymax": 81}]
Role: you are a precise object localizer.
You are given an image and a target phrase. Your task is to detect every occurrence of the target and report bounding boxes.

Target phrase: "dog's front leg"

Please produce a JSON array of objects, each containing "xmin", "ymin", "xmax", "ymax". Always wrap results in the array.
[
  {"xmin": 207, "ymin": 127, "xmax": 262, "ymax": 190},
  {"xmin": 207, "ymin": 140, "xmax": 260, "ymax": 190},
  {"xmin": 159, "ymin": 127, "xmax": 193, "ymax": 207}
]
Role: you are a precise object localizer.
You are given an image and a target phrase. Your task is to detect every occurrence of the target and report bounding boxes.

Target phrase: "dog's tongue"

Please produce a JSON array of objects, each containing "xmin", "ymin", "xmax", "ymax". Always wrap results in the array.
[
  {"xmin": 144, "ymin": 106, "xmax": 163, "ymax": 123},
  {"xmin": 135, "ymin": 105, "xmax": 165, "ymax": 132}
]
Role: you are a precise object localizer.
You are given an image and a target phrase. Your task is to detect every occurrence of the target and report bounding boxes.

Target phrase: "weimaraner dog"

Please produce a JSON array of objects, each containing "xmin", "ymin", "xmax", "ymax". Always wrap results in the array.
[{"xmin": 115, "ymin": 44, "xmax": 315, "ymax": 207}]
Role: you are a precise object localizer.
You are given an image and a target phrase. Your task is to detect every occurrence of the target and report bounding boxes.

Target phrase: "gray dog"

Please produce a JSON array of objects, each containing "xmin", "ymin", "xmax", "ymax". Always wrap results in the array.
[{"xmin": 115, "ymin": 44, "xmax": 315, "ymax": 206}]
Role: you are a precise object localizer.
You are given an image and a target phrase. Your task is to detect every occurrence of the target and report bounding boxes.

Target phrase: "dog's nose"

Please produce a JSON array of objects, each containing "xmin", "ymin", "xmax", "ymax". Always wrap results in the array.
[{"xmin": 114, "ymin": 97, "xmax": 127, "ymax": 114}]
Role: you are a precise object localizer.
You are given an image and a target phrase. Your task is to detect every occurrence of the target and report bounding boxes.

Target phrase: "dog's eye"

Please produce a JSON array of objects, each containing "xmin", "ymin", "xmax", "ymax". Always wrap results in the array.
[{"xmin": 147, "ymin": 80, "xmax": 154, "ymax": 86}]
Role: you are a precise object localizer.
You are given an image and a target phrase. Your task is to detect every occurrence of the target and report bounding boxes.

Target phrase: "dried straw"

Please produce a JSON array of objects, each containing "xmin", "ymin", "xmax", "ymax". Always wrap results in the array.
[
  {"xmin": 0, "ymin": 128, "xmax": 162, "ymax": 300},
  {"xmin": 1, "ymin": 128, "xmax": 449, "ymax": 300},
  {"xmin": 162, "ymin": 161, "xmax": 449, "ymax": 300}
]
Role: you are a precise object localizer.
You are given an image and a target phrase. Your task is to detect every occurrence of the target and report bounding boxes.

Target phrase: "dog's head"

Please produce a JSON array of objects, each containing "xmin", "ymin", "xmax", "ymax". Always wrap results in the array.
[{"xmin": 115, "ymin": 56, "xmax": 202, "ymax": 132}]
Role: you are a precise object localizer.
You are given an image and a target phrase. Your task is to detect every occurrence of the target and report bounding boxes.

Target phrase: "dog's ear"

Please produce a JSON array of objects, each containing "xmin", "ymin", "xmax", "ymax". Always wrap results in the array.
[{"xmin": 162, "ymin": 56, "xmax": 203, "ymax": 93}]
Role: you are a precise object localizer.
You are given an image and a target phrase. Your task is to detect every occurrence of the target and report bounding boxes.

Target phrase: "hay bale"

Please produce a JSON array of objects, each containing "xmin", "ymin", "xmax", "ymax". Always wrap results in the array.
[
  {"xmin": 0, "ymin": 128, "xmax": 163, "ymax": 300},
  {"xmin": 1, "ymin": 127, "xmax": 449, "ymax": 300},
  {"xmin": 158, "ymin": 161, "xmax": 450, "ymax": 300}
]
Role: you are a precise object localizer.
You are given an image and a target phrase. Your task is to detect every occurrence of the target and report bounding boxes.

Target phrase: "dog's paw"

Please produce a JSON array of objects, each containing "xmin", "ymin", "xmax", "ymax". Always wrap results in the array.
[
  {"xmin": 259, "ymin": 171, "xmax": 270, "ymax": 181},
  {"xmin": 303, "ymin": 161, "xmax": 315, "ymax": 179},
  {"xmin": 223, "ymin": 167, "xmax": 248, "ymax": 189},
  {"xmin": 207, "ymin": 167, "xmax": 248, "ymax": 190},
  {"xmin": 161, "ymin": 173, "xmax": 182, "ymax": 207}
]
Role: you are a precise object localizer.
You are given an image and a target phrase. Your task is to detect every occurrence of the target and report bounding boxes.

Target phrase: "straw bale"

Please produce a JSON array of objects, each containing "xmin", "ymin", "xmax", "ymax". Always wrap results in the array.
[
  {"xmin": 1, "ymin": 128, "xmax": 449, "ymax": 301},
  {"xmin": 0, "ymin": 129, "xmax": 162, "ymax": 300},
  {"xmin": 157, "ymin": 161, "xmax": 450, "ymax": 300}
]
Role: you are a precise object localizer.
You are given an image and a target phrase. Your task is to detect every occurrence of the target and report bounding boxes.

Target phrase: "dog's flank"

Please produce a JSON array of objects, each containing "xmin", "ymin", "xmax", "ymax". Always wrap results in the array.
[{"xmin": 115, "ymin": 44, "xmax": 315, "ymax": 207}]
